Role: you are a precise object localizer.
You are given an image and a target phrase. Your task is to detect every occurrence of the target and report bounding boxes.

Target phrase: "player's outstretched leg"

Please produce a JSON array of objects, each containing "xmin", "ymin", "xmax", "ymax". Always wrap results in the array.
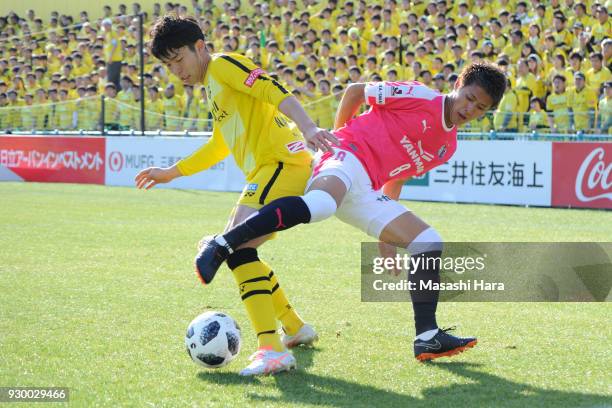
[
  {"xmin": 195, "ymin": 188, "xmax": 339, "ymax": 284},
  {"xmin": 380, "ymin": 216, "xmax": 477, "ymax": 361}
]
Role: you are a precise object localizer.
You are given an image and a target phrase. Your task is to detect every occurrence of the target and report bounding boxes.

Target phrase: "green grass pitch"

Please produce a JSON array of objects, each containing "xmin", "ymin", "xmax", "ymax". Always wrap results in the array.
[{"xmin": 1, "ymin": 182, "xmax": 610, "ymax": 407}]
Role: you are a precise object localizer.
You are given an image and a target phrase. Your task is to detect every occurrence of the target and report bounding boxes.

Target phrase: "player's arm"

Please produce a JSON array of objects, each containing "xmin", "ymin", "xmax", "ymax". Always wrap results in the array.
[
  {"xmin": 135, "ymin": 130, "xmax": 230, "ymax": 190},
  {"xmin": 334, "ymin": 83, "xmax": 365, "ymax": 129},
  {"xmin": 217, "ymin": 54, "xmax": 337, "ymax": 152}
]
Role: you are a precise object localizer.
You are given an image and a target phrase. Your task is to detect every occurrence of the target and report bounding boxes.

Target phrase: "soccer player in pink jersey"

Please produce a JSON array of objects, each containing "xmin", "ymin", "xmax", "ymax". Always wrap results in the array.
[{"xmin": 197, "ymin": 63, "xmax": 507, "ymax": 361}]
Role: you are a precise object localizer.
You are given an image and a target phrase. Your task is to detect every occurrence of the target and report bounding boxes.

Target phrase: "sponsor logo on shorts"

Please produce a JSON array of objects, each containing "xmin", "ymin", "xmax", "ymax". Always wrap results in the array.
[
  {"xmin": 244, "ymin": 183, "xmax": 258, "ymax": 197},
  {"xmin": 244, "ymin": 68, "xmax": 265, "ymax": 87},
  {"xmin": 286, "ymin": 141, "xmax": 306, "ymax": 153}
]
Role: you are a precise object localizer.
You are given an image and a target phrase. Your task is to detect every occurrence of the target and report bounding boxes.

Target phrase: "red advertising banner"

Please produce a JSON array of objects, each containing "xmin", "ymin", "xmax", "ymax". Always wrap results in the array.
[
  {"xmin": 552, "ymin": 142, "xmax": 612, "ymax": 209},
  {"xmin": 0, "ymin": 136, "xmax": 105, "ymax": 184}
]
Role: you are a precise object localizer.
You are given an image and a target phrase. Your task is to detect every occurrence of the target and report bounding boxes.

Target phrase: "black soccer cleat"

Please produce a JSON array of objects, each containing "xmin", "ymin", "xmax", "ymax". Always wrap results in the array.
[
  {"xmin": 194, "ymin": 236, "xmax": 231, "ymax": 285},
  {"xmin": 414, "ymin": 327, "xmax": 477, "ymax": 361}
]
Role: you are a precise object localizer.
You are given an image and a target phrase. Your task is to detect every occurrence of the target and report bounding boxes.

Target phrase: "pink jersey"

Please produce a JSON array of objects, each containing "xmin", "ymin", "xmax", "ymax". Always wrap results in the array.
[{"xmin": 334, "ymin": 81, "xmax": 457, "ymax": 190}]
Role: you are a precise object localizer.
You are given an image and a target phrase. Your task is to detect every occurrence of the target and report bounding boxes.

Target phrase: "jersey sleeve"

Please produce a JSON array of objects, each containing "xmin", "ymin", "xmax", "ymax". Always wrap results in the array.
[
  {"xmin": 214, "ymin": 53, "xmax": 293, "ymax": 107},
  {"xmin": 176, "ymin": 128, "xmax": 230, "ymax": 176},
  {"xmin": 364, "ymin": 81, "xmax": 439, "ymax": 109}
]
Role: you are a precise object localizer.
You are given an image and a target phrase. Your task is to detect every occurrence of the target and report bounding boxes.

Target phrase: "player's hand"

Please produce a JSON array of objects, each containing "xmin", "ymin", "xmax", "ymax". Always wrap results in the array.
[
  {"xmin": 135, "ymin": 166, "xmax": 180, "ymax": 190},
  {"xmin": 303, "ymin": 126, "xmax": 339, "ymax": 153}
]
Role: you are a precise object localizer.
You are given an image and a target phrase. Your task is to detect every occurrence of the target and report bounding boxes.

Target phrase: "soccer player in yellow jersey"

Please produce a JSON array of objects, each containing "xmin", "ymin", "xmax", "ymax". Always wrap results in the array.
[{"xmin": 134, "ymin": 15, "xmax": 337, "ymax": 376}]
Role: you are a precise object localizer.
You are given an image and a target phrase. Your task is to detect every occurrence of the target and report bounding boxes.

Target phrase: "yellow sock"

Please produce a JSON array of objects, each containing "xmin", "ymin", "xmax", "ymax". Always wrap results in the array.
[
  {"xmin": 228, "ymin": 251, "xmax": 284, "ymax": 352},
  {"xmin": 259, "ymin": 260, "xmax": 305, "ymax": 336}
]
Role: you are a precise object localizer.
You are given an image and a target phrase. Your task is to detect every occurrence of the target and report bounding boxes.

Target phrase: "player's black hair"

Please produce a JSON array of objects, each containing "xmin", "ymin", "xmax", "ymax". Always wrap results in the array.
[
  {"xmin": 456, "ymin": 62, "xmax": 507, "ymax": 109},
  {"xmin": 150, "ymin": 14, "xmax": 205, "ymax": 60}
]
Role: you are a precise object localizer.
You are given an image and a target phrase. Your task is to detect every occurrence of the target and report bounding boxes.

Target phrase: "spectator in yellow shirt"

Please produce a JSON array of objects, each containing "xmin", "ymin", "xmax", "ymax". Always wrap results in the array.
[
  {"xmin": 552, "ymin": 13, "xmax": 572, "ymax": 52},
  {"xmin": 547, "ymin": 54, "xmax": 573, "ymax": 91},
  {"xmin": 146, "ymin": 86, "xmax": 164, "ymax": 131},
  {"xmin": 592, "ymin": 5, "xmax": 611, "ymax": 44},
  {"xmin": 568, "ymin": 71, "xmax": 597, "ymax": 131},
  {"xmin": 32, "ymin": 88, "xmax": 48, "ymax": 129},
  {"xmin": 117, "ymin": 76, "xmax": 135, "ymax": 129},
  {"xmin": 102, "ymin": 18, "xmax": 123, "ymax": 90},
  {"xmin": 381, "ymin": 50, "xmax": 402, "ymax": 78},
  {"xmin": 46, "ymin": 89, "xmax": 59, "ymax": 130},
  {"xmin": 546, "ymin": 75, "xmax": 571, "ymax": 132},
  {"xmin": 56, "ymin": 89, "xmax": 75, "ymax": 130},
  {"xmin": 433, "ymin": 73, "xmax": 447, "ymax": 93},
  {"xmin": 587, "ymin": 53, "xmax": 612, "ymax": 98},
  {"xmin": 494, "ymin": 79, "xmax": 519, "ymax": 131},
  {"xmin": 103, "ymin": 83, "xmax": 120, "ymax": 130},
  {"xmin": 162, "ymin": 83, "xmax": 184, "ymax": 131},
  {"xmin": 502, "ymin": 30, "xmax": 524, "ymax": 64},
  {"xmin": 182, "ymin": 84, "xmax": 200, "ymax": 131},
  {"xmin": 72, "ymin": 54, "xmax": 89, "ymax": 77},
  {"xmin": 527, "ymin": 54, "xmax": 546, "ymax": 99},
  {"xmin": 515, "ymin": 59, "xmax": 537, "ymax": 128},
  {"xmin": 21, "ymin": 93, "xmax": 35, "ymax": 130},
  {"xmin": 567, "ymin": 52, "xmax": 584, "ymax": 78},
  {"xmin": 82, "ymin": 86, "xmax": 100, "ymax": 130},
  {"xmin": 570, "ymin": 3, "xmax": 594, "ymax": 28},
  {"xmin": 0, "ymin": 93, "xmax": 7, "ymax": 130},
  {"xmin": 597, "ymin": 82, "xmax": 611, "ymax": 134},
  {"xmin": 6, "ymin": 89, "xmax": 22, "ymax": 130},
  {"xmin": 528, "ymin": 97, "xmax": 549, "ymax": 131}
]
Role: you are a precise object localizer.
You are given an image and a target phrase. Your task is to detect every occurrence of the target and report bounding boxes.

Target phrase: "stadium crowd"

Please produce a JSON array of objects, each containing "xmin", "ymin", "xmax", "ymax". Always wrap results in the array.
[{"xmin": 0, "ymin": 0, "xmax": 610, "ymax": 134}]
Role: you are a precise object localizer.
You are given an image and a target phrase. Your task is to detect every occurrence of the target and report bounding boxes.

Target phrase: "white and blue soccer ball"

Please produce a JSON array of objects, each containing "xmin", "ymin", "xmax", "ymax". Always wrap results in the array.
[{"xmin": 185, "ymin": 311, "xmax": 241, "ymax": 368}]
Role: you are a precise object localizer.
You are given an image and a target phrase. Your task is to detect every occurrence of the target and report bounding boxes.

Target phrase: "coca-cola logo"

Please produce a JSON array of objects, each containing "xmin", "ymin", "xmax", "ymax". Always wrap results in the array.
[{"xmin": 575, "ymin": 147, "xmax": 612, "ymax": 202}]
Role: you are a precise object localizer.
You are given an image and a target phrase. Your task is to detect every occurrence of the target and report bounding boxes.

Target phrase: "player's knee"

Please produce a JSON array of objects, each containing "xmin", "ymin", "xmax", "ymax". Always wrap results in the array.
[
  {"xmin": 407, "ymin": 227, "xmax": 443, "ymax": 255},
  {"xmin": 302, "ymin": 189, "xmax": 337, "ymax": 223}
]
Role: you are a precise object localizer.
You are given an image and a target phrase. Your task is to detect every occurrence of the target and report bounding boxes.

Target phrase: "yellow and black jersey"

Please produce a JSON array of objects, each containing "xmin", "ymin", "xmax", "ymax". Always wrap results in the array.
[{"xmin": 177, "ymin": 53, "xmax": 311, "ymax": 179}]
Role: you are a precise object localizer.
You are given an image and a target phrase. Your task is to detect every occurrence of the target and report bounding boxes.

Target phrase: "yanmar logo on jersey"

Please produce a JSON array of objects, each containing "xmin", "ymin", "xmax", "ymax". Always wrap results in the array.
[
  {"xmin": 401, "ymin": 136, "xmax": 434, "ymax": 174},
  {"xmin": 286, "ymin": 141, "xmax": 306, "ymax": 153},
  {"xmin": 244, "ymin": 68, "xmax": 265, "ymax": 87}
]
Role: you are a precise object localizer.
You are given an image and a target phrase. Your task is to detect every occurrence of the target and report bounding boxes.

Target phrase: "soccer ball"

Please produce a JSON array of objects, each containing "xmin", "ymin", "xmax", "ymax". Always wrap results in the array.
[{"xmin": 185, "ymin": 311, "xmax": 241, "ymax": 368}]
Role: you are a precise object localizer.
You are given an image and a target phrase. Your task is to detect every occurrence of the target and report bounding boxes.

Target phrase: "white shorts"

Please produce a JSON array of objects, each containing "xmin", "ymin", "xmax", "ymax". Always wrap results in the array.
[{"xmin": 307, "ymin": 148, "xmax": 409, "ymax": 239}]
